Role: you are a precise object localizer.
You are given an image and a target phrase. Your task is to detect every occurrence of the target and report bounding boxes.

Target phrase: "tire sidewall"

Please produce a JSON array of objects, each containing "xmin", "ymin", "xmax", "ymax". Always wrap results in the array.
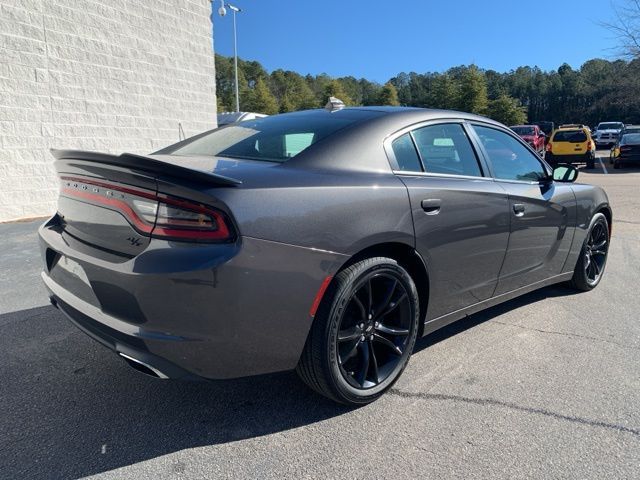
[{"xmin": 575, "ymin": 213, "xmax": 609, "ymax": 290}]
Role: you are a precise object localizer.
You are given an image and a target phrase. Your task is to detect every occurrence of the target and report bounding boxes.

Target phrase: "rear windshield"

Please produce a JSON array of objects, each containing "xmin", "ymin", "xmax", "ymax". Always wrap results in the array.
[
  {"xmin": 621, "ymin": 133, "xmax": 640, "ymax": 144},
  {"xmin": 511, "ymin": 126, "xmax": 535, "ymax": 135},
  {"xmin": 553, "ymin": 130, "xmax": 587, "ymax": 142},
  {"xmin": 164, "ymin": 110, "xmax": 380, "ymax": 162},
  {"xmin": 598, "ymin": 123, "xmax": 623, "ymax": 130}
]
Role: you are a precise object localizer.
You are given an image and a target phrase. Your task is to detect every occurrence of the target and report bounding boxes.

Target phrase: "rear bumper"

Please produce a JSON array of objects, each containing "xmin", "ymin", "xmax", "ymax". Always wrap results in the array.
[
  {"xmin": 545, "ymin": 153, "xmax": 592, "ymax": 165},
  {"xmin": 39, "ymin": 219, "xmax": 347, "ymax": 380}
]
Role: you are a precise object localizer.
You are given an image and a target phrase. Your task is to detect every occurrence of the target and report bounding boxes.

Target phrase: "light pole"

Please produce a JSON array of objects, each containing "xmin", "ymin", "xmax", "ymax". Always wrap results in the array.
[{"xmin": 217, "ymin": 0, "xmax": 242, "ymax": 112}]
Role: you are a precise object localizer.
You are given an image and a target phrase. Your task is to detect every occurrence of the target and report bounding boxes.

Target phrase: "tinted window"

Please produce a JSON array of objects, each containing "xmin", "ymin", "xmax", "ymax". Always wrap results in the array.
[
  {"xmin": 166, "ymin": 110, "xmax": 379, "ymax": 162},
  {"xmin": 511, "ymin": 126, "xmax": 535, "ymax": 136},
  {"xmin": 391, "ymin": 133, "xmax": 422, "ymax": 171},
  {"xmin": 621, "ymin": 133, "xmax": 640, "ymax": 144},
  {"xmin": 598, "ymin": 123, "xmax": 623, "ymax": 130},
  {"xmin": 411, "ymin": 124, "xmax": 482, "ymax": 177},
  {"xmin": 473, "ymin": 125, "xmax": 546, "ymax": 182},
  {"xmin": 553, "ymin": 130, "xmax": 587, "ymax": 142}
]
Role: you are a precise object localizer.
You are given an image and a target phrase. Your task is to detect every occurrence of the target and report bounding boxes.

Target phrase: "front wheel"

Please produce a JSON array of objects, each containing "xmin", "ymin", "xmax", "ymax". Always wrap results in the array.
[
  {"xmin": 296, "ymin": 257, "xmax": 419, "ymax": 405},
  {"xmin": 570, "ymin": 213, "xmax": 610, "ymax": 291}
]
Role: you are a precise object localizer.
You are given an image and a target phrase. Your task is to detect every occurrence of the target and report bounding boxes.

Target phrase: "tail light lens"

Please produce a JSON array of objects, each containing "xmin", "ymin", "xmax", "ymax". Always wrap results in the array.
[
  {"xmin": 546, "ymin": 142, "xmax": 552, "ymax": 152},
  {"xmin": 620, "ymin": 145, "xmax": 631, "ymax": 152},
  {"xmin": 60, "ymin": 176, "xmax": 233, "ymax": 242},
  {"xmin": 586, "ymin": 141, "xmax": 592, "ymax": 151}
]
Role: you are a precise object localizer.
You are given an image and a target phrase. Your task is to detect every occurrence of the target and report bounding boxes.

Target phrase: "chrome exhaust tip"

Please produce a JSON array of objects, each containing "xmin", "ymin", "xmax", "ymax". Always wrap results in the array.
[{"xmin": 118, "ymin": 352, "xmax": 169, "ymax": 379}]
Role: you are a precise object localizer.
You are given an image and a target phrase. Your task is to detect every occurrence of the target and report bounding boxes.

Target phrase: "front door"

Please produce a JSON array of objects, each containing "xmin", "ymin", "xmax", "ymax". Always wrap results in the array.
[{"xmin": 470, "ymin": 124, "xmax": 575, "ymax": 294}]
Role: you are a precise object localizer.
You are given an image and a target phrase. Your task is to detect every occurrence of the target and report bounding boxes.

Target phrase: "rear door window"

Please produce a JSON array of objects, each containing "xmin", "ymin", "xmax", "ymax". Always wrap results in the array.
[{"xmin": 411, "ymin": 123, "xmax": 483, "ymax": 177}]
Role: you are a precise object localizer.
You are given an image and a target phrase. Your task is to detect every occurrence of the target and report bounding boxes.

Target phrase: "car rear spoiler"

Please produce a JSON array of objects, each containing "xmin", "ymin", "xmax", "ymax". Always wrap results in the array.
[{"xmin": 51, "ymin": 149, "xmax": 242, "ymax": 187}]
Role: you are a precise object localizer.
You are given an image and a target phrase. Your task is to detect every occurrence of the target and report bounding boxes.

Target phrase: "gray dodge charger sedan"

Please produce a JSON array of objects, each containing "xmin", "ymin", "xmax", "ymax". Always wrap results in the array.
[{"xmin": 39, "ymin": 107, "xmax": 611, "ymax": 405}]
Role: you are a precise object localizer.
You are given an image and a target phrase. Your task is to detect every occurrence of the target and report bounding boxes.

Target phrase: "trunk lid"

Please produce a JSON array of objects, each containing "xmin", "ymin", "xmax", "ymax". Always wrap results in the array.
[{"xmin": 52, "ymin": 150, "xmax": 241, "ymax": 257}]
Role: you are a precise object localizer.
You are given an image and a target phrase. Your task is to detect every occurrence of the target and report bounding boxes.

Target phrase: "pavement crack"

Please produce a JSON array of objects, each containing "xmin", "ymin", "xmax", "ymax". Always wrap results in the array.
[
  {"xmin": 389, "ymin": 389, "xmax": 640, "ymax": 439},
  {"xmin": 488, "ymin": 320, "xmax": 639, "ymax": 351}
]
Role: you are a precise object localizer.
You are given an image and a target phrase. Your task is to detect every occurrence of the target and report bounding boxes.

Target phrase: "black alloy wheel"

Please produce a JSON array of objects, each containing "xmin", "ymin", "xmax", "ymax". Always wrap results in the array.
[
  {"xmin": 336, "ymin": 272, "xmax": 412, "ymax": 389},
  {"xmin": 297, "ymin": 257, "xmax": 419, "ymax": 405},
  {"xmin": 571, "ymin": 213, "xmax": 610, "ymax": 291},
  {"xmin": 583, "ymin": 219, "xmax": 609, "ymax": 286}
]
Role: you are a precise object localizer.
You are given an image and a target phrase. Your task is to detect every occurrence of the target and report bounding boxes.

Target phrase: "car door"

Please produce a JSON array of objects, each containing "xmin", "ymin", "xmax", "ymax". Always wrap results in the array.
[
  {"xmin": 386, "ymin": 122, "xmax": 511, "ymax": 321},
  {"xmin": 469, "ymin": 123, "xmax": 576, "ymax": 294}
]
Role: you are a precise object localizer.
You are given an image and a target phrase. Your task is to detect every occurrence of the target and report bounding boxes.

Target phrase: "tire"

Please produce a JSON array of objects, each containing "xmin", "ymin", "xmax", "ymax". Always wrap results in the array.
[
  {"xmin": 570, "ymin": 213, "xmax": 609, "ymax": 291},
  {"xmin": 586, "ymin": 155, "xmax": 595, "ymax": 169},
  {"xmin": 613, "ymin": 160, "xmax": 621, "ymax": 169},
  {"xmin": 296, "ymin": 257, "xmax": 420, "ymax": 405}
]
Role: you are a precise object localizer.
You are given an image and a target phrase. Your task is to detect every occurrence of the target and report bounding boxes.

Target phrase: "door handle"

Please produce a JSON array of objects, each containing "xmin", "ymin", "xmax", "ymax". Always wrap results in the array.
[
  {"xmin": 421, "ymin": 198, "xmax": 441, "ymax": 215},
  {"xmin": 513, "ymin": 203, "xmax": 526, "ymax": 216}
]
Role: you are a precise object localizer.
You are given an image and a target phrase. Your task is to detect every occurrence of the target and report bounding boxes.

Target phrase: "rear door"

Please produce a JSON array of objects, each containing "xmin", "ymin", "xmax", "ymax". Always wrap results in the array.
[
  {"xmin": 387, "ymin": 122, "xmax": 511, "ymax": 321},
  {"xmin": 470, "ymin": 124, "xmax": 575, "ymax": 294}
]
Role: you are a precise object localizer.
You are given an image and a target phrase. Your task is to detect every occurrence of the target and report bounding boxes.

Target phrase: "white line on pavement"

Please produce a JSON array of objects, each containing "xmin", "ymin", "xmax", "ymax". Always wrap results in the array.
[{"xmin": 598, "ymin": 156, "xmax": 608, "ymax": 174}]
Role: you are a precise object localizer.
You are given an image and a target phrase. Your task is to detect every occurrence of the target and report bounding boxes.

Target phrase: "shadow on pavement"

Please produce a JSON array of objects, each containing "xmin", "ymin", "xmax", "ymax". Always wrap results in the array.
[{"xmin": 0, "ymin": 283, "xmax": 577, "ymax": 479}]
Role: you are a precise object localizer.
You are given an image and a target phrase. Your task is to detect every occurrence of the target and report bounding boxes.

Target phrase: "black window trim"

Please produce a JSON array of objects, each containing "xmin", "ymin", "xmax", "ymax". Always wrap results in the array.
[
  {"xmin": 384, "ymin": 119, "xmax": 490, "ymax": 180},
  {"xmin": 466, "ymin": 121, "xmax": 553, "ymax": 185}
]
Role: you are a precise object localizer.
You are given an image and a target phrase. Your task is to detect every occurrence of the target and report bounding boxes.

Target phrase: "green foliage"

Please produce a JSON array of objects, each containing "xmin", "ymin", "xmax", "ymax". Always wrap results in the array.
[
  {"xmin": 455, "ymin": 65, "xmax": 489, "ymax": 115},
  {"xmin": 244, "ymin": 77, "xmax": 279, "ymax": 115},
  {"xmin": 378, "ymin": 82, "xmax": 400, "ymax": 105},
  {"xmin": 488, "ymin": 94, "xmax": 527, "ymax": 125},
  {"xmin": 214, "ymin": 54, "xmax": 640, "ymax": 124}
]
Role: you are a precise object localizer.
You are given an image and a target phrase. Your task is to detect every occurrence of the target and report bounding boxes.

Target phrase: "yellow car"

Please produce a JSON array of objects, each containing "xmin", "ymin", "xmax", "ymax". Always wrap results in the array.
[{"xmin": 545, "ymin": 125, "xmax": 596, "ymax": 169}]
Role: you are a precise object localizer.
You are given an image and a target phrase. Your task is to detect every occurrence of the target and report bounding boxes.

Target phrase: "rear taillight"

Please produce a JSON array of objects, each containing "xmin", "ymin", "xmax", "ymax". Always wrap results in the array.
[
  {"xmin": 60, "ymin": 176, "xmax": 232, "ymax": 242},
  {"xmin": 546, "ymin": 142, "xmax": 552, "ymax": 152},
  {"xmin": 620, "ymin": 145, "xmax": 631, "ymax": 152},
  {"xmin": 586, "ymin": 142, "xmax": 592, "ymax": 151}
]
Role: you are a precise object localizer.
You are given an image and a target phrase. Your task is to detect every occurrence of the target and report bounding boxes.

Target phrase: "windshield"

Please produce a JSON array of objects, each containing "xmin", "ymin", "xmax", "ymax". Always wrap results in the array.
[
  {"xmin": 598, "ymin": 123, "xmax": 623, "ymax": 130},
  {"xmin": 553, "ymin": 130, "xmax": 587, "ymax": 142},
  {"xmin": 621, "ymin": 133, "xmax": 640, "ymax": 144},
  {"xmin": 511, "ymin": 126, "xmax": 535, "ymax": 136},
  {"xmin": 165, "ymin": 110, "xmax": 380, "ymax": 162}
]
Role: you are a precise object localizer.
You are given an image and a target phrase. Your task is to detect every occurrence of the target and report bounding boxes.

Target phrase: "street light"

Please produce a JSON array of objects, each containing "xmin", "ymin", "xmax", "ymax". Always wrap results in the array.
[{"xmin": 216, "ymin": 0, "xmax": 242, "ymax": 112}]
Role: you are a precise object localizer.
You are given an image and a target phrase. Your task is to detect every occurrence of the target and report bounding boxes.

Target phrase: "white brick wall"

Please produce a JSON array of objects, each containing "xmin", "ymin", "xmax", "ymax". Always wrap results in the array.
[{"xmin": 0, "ymin": 0, "xmax": 217, "ymax": 222}]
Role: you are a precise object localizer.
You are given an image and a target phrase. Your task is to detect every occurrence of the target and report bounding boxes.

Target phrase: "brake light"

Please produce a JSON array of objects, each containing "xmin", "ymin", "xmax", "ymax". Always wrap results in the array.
[
  {"xmin": 60, "ymin": 176, "xmax": 232, "ymax": 242},
  {"xmin": 546, "ymin": 142, "xmax": 552, "ymax": 152},
  {"xmin": 586, "ymin": 142, "xmax": 592, "ymax": 151},
  {"xmin": 620, "ymin": 145, "xmax": 631, "ymax": 151}
]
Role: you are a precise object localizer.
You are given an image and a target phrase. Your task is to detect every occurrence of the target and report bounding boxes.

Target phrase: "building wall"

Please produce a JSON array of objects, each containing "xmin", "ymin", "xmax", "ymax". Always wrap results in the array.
[{"xmin": 0, "ymin": 0, "xmax": 217, "ymax": 222}]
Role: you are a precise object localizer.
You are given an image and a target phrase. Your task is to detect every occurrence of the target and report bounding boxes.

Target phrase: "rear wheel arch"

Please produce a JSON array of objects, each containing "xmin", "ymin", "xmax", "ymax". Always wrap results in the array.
[
  {"xmin": 335, "ymin": 242, "xmax": 429, "ymax": 330},
  {"xmin": 596, "ymin": 206, "xmax": 612, "ymax": 236}
]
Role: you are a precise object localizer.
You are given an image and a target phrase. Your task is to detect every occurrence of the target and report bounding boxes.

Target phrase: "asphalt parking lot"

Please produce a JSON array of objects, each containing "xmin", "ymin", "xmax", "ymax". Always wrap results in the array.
[{"xmin": 0, "ymin": 151, "xmax": 638, "ymax": 479}]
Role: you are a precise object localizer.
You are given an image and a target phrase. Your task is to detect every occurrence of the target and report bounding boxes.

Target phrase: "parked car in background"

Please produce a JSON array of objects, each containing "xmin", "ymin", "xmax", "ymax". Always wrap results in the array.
[
  {"xmin": 39, "ymin": 107, "xmax": 611, "ymax": 405},
  {"xmin": 546, "ymin": 124, "xmax": 596, "ymax": 169},
  {"xmin": 609, "ymin": 125, "xmax": 640, "ymax": 163},
  {"xmin": 610, "ymin": 133, "xmax": 640, "ymax": 169},
  {"xmin": 510, "ymin": 125, "xmax": 545, "ymax": 155},
  {"xmin": 217, "ymin": 111, "xmax": 268, "ymax": 127},
  {"xmin": 593, "ymin": 121, "xmax": 624, "ymax": 148},
  {"xmin": 534, "ymin": 121, "xmax": 555, "ymax": 143}
]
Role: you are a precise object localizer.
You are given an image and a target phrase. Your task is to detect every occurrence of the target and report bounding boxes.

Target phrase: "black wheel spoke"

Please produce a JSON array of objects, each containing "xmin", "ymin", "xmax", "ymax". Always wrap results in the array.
[
  {"xmin": 338, "ymin": 327, "xmax": 361, "ymax": 342},
  {"xmin": 366, "ymin": 278, "xmax": 373, "ymax": 315},
  {"xmin": 375, "ymin": 323, "xmax": 409, "ymax": 336},
  {"xmin": 356, "ymin": 341, "xmax": 370, "ymax": 386},
  {"xmin": 352, "ymin": 295, "xmax": 367, "ymax": 322},
  {"xmin": 373, "ymin": 333, "xmax": 402, "ymax": 355},
  {"xmin": 376, "ymin": 279, "xmax": 397, "ymax": 317},
  {"xmin": 368, "ymin": 340, "xmax": 379, "ymax": 384},
  {"xmin": 379, "ymin": 292, "xmax": 407, "ymax": 319},
  {"xmin": 343, "ymin": 339, "xmax": 361, "ymax": 363}
]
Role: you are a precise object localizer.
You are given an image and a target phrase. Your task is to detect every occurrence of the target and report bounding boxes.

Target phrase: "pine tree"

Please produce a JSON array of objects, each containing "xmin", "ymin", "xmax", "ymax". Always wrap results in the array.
[
  {"xmin": 378, "ymin": 82, "xmax": 400, "ymax": 105},
  {"xmin": 457, "ymin": 65, "xmax": 489, "ymax": 115},
  {"xmin": 245, "ymin": 77, "xmax": 279, "ymax": 115},
  {"xmin": 488, "ymin": 94, "xmax": 527, "ymax": 125},
  {"xmin": 322, "ymin": 80, "xmax": 353, "ymax": 106}
]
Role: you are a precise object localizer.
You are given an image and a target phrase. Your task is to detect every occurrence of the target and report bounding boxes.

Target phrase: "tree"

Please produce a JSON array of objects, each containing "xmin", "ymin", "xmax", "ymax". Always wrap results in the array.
[
  {"xmin": 602, "ymin": 0, "xmax": 640, "ymax": 58},
  {"xmin": 488, "ymin": 94, "xmax": 527, "ymax": 125},
  {"xmin": 321, "ymin": 79, "xmax": 353, "ymax": 106},
  {"xmin": 377, "ymin": 82, "xmax": 400, "ymax": 105},
  {"xmin": 431, "ymin": 74, "xmax": 459, "ymax": 109},
  {"xmin": 244, "ymin": 77, "xmax": 279, "ymax": 115},
  {"xmin": 456, "ymin": 65, "xmax": 489, "ymax": 115}
]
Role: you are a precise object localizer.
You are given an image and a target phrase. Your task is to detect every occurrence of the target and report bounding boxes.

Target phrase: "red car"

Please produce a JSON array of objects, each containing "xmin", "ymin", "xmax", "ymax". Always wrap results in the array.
[{"xmin": 510, "ymin": 125, "xmax": 546, "ymax": 156}]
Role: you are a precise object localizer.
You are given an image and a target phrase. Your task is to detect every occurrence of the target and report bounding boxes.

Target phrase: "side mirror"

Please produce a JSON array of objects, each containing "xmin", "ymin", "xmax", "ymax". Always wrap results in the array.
[{"xmin": 553, "ymin": 164, "xmax": 578, "ymax": 183}]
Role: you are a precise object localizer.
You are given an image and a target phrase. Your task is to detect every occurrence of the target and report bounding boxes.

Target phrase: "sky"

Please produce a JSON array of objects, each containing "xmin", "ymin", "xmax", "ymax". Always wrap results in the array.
[{"xmin": 212, "ymin": 0, "xmax": 622, "ymax": 83}]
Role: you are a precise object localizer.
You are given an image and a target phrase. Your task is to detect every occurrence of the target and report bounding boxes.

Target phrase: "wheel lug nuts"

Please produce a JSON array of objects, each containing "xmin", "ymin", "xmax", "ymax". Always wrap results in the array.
[{"xmin": 360, "ymin": 335, "xmax": 366, "ymax": 341}]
